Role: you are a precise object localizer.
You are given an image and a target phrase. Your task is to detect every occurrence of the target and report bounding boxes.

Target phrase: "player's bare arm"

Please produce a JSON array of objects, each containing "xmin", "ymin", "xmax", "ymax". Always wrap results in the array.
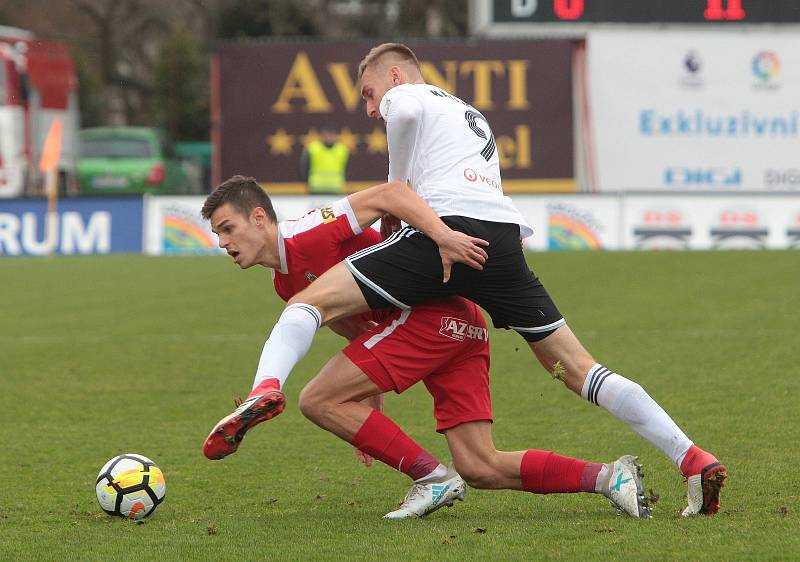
[{"xmin": 347, "ymin": 181, "xmax": 489, "ymax": 281}]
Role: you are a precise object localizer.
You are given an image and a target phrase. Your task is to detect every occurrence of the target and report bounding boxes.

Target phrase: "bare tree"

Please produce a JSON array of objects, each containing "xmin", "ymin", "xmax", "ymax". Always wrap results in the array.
[{"xmin": 1, "ymin": 0, "xmax": 468, "ymax": 135}]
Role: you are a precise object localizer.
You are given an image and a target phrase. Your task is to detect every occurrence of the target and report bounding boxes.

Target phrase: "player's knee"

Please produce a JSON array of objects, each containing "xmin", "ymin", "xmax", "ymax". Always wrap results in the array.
[
  {"xmin": 297, "ymin": 384, "xmax": 329, "ymax": 423},
  {"xmin": 287, "ymin": 294, "xmax": 321, "ymax": 313}
]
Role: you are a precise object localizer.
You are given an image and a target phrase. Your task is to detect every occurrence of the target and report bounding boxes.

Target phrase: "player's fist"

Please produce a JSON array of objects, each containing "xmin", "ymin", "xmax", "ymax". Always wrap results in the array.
[{"xmin": 380, "ymin": 214, "xmax": 401, "ymax": 240}]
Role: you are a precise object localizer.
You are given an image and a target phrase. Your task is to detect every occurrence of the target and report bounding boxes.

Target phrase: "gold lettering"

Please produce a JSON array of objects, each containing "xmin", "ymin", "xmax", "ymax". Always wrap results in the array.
[
  {"xmin": 496, "ymin": 126, "xmax": 532, "ymax": 169},
  {"xmin": 272, "ymin": 52, "xmax": 332, "ymax": 114},
  {"xmin": 327, "ymin": 63, "xmax": 361, "ymax": 111},
  {"xmin": 496, "ymin": 134, "xmax": 516, "ymax": 169},
  {"xmin": 419, "ymin": 61, "xmax": 459, "ymax": 94},
  {"xmin": 506, "ymin": 60, "xmax": 530, "ymax": 110},
  {"xmin": 514, "ymin": 125, "xmax": 531, "ymax": 168},
  {"xmin": 460, "ymin": 61, "xmax": 505, "ymax": 110}
]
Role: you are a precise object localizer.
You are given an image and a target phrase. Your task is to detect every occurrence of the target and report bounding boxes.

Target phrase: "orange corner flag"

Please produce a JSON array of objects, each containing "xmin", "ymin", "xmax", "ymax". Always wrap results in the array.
[{"xmin": 39, "ymin": 118, "xmax": 63, "ymax": 173}]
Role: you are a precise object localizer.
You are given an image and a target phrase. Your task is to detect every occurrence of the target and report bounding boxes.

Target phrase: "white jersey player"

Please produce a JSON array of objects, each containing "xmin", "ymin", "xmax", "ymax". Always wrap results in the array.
[{"xmin": 379, "ymin": 82, "xmax": 531, "ymax": 236}]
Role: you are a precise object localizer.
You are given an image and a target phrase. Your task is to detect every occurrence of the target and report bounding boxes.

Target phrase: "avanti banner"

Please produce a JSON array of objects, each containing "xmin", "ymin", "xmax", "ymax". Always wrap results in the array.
[{"xmin": 213, "ymin": 39, "xmax": 575, "ymax": 194}]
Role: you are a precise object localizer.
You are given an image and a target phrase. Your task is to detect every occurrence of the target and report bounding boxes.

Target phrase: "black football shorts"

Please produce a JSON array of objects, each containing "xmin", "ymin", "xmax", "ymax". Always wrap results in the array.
[{"xmin": 345, "ymin": 216, "xmax": 565, "ymax": 342}]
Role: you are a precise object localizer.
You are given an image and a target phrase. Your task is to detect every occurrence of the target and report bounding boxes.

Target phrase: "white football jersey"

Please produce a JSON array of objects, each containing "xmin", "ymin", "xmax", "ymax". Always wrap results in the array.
[{"xmin": 380, "ymin": 83, "xmax": 532, "ymax": 238}]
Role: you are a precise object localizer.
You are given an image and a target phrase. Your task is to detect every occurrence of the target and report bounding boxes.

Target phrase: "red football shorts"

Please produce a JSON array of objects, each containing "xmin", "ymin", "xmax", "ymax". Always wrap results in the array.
[{"xmin": 343, "ymin": 296, "xmax": 492, "ymax": 433}]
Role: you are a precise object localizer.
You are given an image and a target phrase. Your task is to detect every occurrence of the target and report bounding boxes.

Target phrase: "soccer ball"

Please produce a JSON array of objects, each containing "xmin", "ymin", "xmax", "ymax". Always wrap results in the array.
[{"xmin": 95, "ymin": 454, "xmax": 166, "ymax": 520}]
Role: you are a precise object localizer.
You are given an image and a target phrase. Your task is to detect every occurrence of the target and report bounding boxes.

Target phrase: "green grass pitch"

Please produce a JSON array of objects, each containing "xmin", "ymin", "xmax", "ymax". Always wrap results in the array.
[{"xmin": 1, "ymin": 251, "xmax": 798, "ymax": 561}]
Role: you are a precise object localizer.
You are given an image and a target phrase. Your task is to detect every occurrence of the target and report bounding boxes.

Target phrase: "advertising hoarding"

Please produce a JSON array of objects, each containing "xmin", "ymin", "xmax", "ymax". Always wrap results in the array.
[
  {"xmin": 214, "ymin": 39, "xmax": 574, "ymax": 193},
  {"xmin": 0, "ymin": 197, "xmax": 142, "ymax": 256},
  {"xmin": 142, "ymin": 195, "xmax": 347, "ymax": 256},
  {"xmin": 588, "ymin": 30, "xmax": 800, "ymax": 191},
  {"xmin": 143, "ymin": 193, "xmax": 800, "ymax": 255},
  {"xmin": 515, "ymin": 195, "xmax": 620, "ymax": 250},
  {"xmin": 622, "ymin": 194, "xmax": 800, "ymax": 250},
  {"xmin": 144, "ymin": 196, "xmax": 220, "ymax": 256}
]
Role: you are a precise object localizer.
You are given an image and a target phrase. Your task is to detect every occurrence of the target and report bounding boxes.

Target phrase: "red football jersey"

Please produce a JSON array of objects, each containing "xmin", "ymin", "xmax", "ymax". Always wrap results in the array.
[{"xmin": 273, "ymin": 197, "xmax": 382, "ymax": 303}]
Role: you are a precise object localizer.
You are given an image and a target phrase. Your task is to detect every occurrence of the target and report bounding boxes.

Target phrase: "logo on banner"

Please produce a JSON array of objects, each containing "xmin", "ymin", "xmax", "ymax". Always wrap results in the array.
[
  {"xmin": 787, "ymin": 213, "xmax": 800, "ymax": 248},
  {"xmin": 547, "ymin": 203, "xmax": 603, "ymax": 250},
  {"xmin": 640, "ymin": 109, "xmax": 799, "ymax": 138},
  {"xmin": 752, "ymin": 51, "xmax": 781, "ymax": 91},
  {"xmin": 764, "ymin": 169, "xmax": 800, "ymax": 189},
  {"xmin": 162, "ymin": 205, "xmax": 218, "ymax": 254},
  {"xmin": 0, "ymin": 211, "xmax": 111, "ymax": 256},
  {"xmin": 710, "ymin": 209, "xmax": 768, "ymax": 249},
  {"xmin": 633, "ymin": 210, "xmax": 691, "ymax": 250},
  {"xmin": 679, "ymin": 50, "xmax": 704, "ymax": 89},
  {"xmin": 663, "ymin": 167, "xmax": 742, "ymax": 187}
]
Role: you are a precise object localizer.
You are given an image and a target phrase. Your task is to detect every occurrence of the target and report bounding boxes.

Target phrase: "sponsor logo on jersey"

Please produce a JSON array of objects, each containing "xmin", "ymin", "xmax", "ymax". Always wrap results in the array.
[
  {"xmin": 463, "ymin": 168, "xmax": 501, "ymax": 190},
  {"xmin": 439, "ymin": 317, "xmax": 488, "ymax": 342},
  {"xmin": 320, "ymin": 206, "xmax": 336, "ymax": 223}
]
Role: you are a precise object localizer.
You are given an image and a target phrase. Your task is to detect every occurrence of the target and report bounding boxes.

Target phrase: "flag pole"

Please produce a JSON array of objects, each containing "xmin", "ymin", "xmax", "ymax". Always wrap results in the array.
[{"xmin": 39, "ymin": 118, "xmax": 63, "ymax": 257}]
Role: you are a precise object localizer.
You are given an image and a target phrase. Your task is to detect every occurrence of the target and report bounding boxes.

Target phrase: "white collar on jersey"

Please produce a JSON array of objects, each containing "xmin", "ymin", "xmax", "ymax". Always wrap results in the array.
[{"xmin": 275, "ymin": 225, "xmax": 289, "ymax": 274}]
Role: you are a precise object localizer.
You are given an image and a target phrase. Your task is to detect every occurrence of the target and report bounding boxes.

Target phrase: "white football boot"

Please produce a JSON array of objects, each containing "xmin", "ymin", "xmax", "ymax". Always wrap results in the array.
[
  {"xmin": 600, "ymin": 455, "xmax": 652, "ymax": 519},
  {"xmin": 384, "ymin": 467, "xmax": 466, "ymax": 519}
]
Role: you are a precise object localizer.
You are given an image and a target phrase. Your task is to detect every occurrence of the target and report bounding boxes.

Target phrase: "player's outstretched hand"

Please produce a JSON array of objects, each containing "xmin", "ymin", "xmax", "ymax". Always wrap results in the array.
[{"xmin": 437, "ymin": 230, "xmax": 489, "ymax": 283}]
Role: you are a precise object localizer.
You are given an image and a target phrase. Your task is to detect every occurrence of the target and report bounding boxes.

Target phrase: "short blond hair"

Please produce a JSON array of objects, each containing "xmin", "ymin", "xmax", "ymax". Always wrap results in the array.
[{"xmin": 358, "ymin": 43, "xmax": 421, "ymax": 79}]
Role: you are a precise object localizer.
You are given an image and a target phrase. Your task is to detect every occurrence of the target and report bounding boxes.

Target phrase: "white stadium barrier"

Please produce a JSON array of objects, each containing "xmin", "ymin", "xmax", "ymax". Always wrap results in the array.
[{"xmin": 142, "ymin": 193, "xmax": 800, "ymax": 255}]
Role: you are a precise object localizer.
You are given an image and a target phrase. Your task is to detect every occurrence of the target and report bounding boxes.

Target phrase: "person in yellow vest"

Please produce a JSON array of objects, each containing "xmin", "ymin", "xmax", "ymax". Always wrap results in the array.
[{"xmin": 300, "ymin": 124, "xmax": 350, "ymax": 194}]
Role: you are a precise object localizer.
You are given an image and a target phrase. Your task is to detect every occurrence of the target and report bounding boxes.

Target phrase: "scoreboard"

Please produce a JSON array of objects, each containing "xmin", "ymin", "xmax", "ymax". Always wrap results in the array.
[{"xmin": 472, "ymin": 1, "xmax": 800, "ymax": 36}]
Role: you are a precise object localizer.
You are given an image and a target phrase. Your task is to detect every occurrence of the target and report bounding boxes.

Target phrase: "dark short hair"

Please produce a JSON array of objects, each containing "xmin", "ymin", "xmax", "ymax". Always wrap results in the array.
[{"xmin": 201, "ymin": 175, "xmax": 277, "ymax": 223}]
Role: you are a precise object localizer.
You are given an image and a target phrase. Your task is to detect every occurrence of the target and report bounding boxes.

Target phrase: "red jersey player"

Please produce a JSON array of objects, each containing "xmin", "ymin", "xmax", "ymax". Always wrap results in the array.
[{"xmin": 201, "ymin": 175, "xmax": 651, "ymax": 519}]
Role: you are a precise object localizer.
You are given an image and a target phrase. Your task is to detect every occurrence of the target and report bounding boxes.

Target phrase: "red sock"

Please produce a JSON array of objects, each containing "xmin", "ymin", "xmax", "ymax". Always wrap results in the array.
[
  {"xmin": 520, "ymin": 450, "xmax": 600, "ymax": 494},
  {"xmin": 679, "ymin": 444, "xmax": 718, "ymax": 477},
  {"xmin": 247, "ymin": 378, "xmax": 281, "ymax": 399},
  {"xmin": 351, "ymin": 411, "xmax": 440, "ymax": 481},
  {"xmin": 580, "ymin": 463, "xmax": 604, "ymax": 492}
]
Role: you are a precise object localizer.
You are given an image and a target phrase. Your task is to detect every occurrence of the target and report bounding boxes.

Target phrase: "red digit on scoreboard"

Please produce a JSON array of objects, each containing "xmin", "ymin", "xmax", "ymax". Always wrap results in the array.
[
  {"xmin": 704, "ymin": 0, "xmax": 746, "ymax": 21},
  {"xmin": 554, "ymin": 0, "xmax": 584, "ymax": 20}
]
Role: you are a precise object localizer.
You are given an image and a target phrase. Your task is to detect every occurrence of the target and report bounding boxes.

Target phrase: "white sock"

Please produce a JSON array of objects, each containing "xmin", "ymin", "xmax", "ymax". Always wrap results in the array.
[
  {"xmin": 582, "ymin": 364, "xmax": 693, "ymax": 467},
  {"xmin": 253, "ymin": 303, "xmax": 321, "ymax": 390},
  {"xmin": 414, "ymin": 463, "xmax": 448, "ymax": 483},
  {"xmin": 594, "ymin": 463, "xmax": 612, "ymax": 494}
]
